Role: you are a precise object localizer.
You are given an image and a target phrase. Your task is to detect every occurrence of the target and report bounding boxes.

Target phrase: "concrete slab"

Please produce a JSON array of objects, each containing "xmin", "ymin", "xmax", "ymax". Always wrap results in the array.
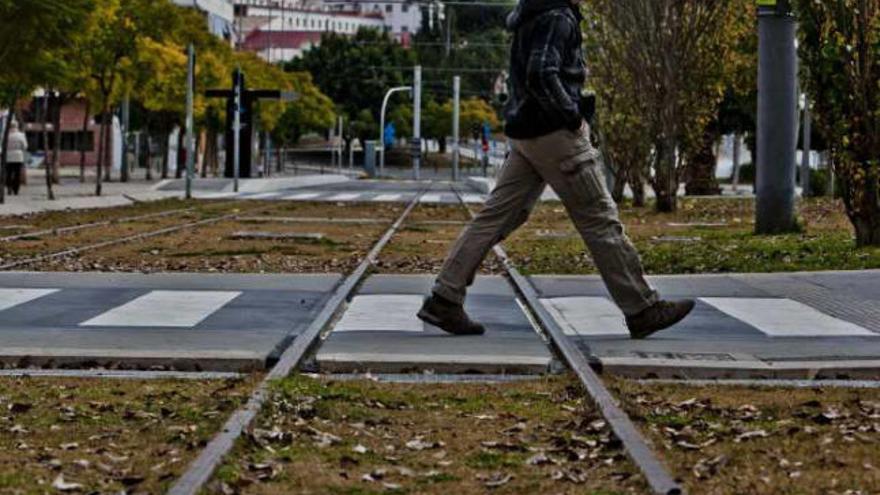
[
  {"xmin": 0, "ymin": 272, "xmax": 342, "ymax": 371},
  {"xmin": 530, "ymin": 272, "xmax": 880, "ymax": 379},
  {"xmin": 315, "ymin": 275, "xmax": 555, "ymax": 374}
]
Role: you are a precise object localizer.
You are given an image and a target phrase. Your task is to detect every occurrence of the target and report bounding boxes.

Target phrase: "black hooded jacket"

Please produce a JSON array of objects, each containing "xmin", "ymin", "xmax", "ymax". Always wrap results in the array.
[{"xmin": 503, "ymin": 0, "xmax": 586, "ymax": 139}]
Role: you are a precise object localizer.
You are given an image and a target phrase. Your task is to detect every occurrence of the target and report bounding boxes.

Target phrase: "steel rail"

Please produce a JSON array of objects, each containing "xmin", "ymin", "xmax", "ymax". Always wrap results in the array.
[
  {"xmin": 167, "ymin": 189, "xmax": 426, "ymax": 495},
  {"xmin": 0, "ymin": 202, "xmax": 277, "ymax": 271},
  {"xmin": 452, "ymin": 187, "xmax": 683, "ymax": 495}
]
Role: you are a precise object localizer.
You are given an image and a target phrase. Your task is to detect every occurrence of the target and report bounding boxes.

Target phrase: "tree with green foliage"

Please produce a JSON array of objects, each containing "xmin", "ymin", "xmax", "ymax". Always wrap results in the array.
[
  {"xmin": 794, "ymin": 0, "xmax": 880, "ymax": 246},
  {"xmin": 286, "ymin": 29, "xmax": 415, "ymax": 129},
  {"xmin": 0, "ymin": 0, "xmax": 93, "ymax": 203},
  {"xmin": 584, "ymin": 0, "xmax": 739, "ymax": 212}
]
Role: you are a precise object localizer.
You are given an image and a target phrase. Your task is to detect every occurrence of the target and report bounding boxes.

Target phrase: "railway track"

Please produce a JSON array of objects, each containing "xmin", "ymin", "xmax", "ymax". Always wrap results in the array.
[{"xmin": 166, "ymin": 185, "xmax": 681, "ymax": 494}]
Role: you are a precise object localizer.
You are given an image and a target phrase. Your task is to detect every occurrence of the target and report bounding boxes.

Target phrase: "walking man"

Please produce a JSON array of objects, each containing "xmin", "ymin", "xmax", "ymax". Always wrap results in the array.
[
  {"xmin": 418, "ymin": 0, "xmax": 695, "ymax": 339},
  {"xmin": 4, "ymin": 120, "xmax": 28, "ymax": 196}
]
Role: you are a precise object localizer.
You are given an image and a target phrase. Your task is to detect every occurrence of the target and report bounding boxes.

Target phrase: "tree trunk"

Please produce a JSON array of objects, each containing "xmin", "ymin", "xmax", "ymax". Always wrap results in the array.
[
  {"xmin": 95, "ymin": 105, "xmax": 109, "ymax": 196},
  {"xmin": 0, "ymin": 104, "xmax": 16, "ymax": 204},
  {"xmin": 685, "ymin": 129, "xmax": 722, "ymax": 196},
  {"xmin": 51, "ymin": 93, "xmax": 64, "ymax": 185},
  {"xmin": 42, "ymin": 94, "xmax": 55, "ymax": 201},
  {"xmin": 79, "ymin": 99, "xmax": 90, "ymax": 183},
  {"xmin": 850, "ymin": 166, "xmax": 880, "ymax": 247},
  {"xmin": 653, "ymin": 140, "xmax": 678, "ymax": 212},
  {"xmin": 145, "ymin": 133, "xmax": 153, "ymax": 181},
  {"xmin": 629, "ymin": 167, "xmax": 646, "ymax": 208},
  {"xmin": 160, "ymin": 133, "xmax": 169, "ymax": 179},
  {"xmin": 853, "ymin": 216, "xmax": 880, "ymax": 247}
]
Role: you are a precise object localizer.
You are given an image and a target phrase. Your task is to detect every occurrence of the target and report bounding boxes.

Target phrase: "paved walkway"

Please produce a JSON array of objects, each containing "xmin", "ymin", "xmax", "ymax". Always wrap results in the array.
[
  {"xmin": 314, "ymin": 275, "xmax": 554, "ymax": 374},
  {"xmin": 532, "ymin": 271, "xmax": 880, "ymax": 379},
  {"xmin": 0, "ymin": 272, "xmax": 340, "ymax": 371},
  {"xmin": 219, "ymin": 180, "xmax": 488, "ymax": 205},
  {"xmin": 0, "ymin": 270, "xmax": 878, "ymax": 378}
]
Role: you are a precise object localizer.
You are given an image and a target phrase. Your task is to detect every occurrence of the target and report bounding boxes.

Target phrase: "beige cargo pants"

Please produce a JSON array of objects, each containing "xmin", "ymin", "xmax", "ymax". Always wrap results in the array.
[{"xmin": 433, "ymin": 126, "xmax": 658, "ymax": 317}]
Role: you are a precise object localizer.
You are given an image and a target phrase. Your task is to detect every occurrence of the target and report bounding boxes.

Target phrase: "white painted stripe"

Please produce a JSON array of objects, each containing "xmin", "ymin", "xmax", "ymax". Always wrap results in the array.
[
  {"xmin": 540, "ymin": 297, "xmax": 629, "ymax": 336},
  {"xmin": 374, "ymin": 194, "xmax": 403, "ymax": 202},
  {"xmin": 327, "ymin": 193, "xmax": 361, "ymax": 201},
  {"xmin": 80, "ymin": 290, "xmax": 241, "ymax": 328},
  {"xmin": 0, "ymin": 289, "xmax": 59, "ymax": 312},
  {"xmin": 420, "ymin": 193, "xmax": 443, "ymax": 203},
  {"xmin": 284, "ymin": 192, "xmax": 321, "ymax": 200},
  {"xmin": 334, "ymin": 295, "xmax": 425, "ymax": 333},
  {"xmin": 700, "ymin": 298, "xmax": 876, "ymax": 337},
  {"xmin": 461, "ymin": 194, "xmax": 486, "ymax": 204}
]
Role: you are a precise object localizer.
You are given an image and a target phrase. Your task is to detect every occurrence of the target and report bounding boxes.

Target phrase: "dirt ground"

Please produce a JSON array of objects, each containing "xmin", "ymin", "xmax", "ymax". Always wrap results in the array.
[
  {"xmin": 0, "ymin": 198, "xmax": 196, "ymax": 235},
  {"xmin": 377, "ymin": 205, "xmax": 503, "ymax": 274},
  {"xmin": 610, "ymin": 379, "xmax": 880, "ymax": 495},
  {"xmin": 31, "ymin": 218, "xmax": 391, "ymax": 274},
  {"xmin": 504, "ymin": 198, "xmax": 880, "ymax": 275},
  {"xmin": 210, "ymin": 375, "xmax": 647, "ymax": 495},
  {"xmin": 0, "ymin": 375, "xmax": 255, "ymax": 493}
]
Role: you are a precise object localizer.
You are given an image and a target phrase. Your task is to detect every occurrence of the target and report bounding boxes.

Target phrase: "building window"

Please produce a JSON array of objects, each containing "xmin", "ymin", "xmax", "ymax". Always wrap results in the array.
[
  {"xmin": 385, "ymin": 4, "xmax": 392, "ymax": 12},
  {"xmin": 401, "ymin": 3, "xmax": 409, "ymax": 12}
]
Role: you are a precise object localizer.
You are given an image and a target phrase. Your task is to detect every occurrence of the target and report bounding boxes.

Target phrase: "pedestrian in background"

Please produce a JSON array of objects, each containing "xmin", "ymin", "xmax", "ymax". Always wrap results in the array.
[
  {"xmin": 418, "ymin": 0, "xmax": 695, "ymax": 339},
  {"xmin": 4, "ymin": 120, "xmax": 28, "ymax": 196}
]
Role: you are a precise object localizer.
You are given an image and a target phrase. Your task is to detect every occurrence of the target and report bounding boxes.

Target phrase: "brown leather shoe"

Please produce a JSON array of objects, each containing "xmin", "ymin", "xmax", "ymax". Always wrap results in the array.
[
  {"xmin": 417, "ymin": 295, "xmax": 486, "ymax": 336},
  {"xmin": 626, "ymin": 300, "xmax": 695, "ymax": 340}
]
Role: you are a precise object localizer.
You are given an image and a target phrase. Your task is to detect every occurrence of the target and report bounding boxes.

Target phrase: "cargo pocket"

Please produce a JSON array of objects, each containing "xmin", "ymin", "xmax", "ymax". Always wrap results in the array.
[{"xmin": 559, "ymin": 148, "xmax": 607, "ymax": 202}]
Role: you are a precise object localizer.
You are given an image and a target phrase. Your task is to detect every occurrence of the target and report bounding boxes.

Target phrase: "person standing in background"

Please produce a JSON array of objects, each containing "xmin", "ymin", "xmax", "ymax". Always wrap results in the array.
[{"xmin": 4, "ymin": 120, "xmax": 28, "ymax": 196}]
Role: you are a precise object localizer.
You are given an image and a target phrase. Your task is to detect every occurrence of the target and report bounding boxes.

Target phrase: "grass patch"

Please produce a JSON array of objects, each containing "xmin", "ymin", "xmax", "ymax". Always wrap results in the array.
[
  {"xmin": 506, "ymin": 198, "xmax": 880, "ymax": 275},
  {"xmin": 209, "ymin": 375, "xmax": 646, "ymax": 494},
  {"xmin": 609, "ymin": 378, "xmax": 880, "ymax": 494},
  {"xmin": 0, "ymin": 375, "xmax": 255, "ymax": 493}
]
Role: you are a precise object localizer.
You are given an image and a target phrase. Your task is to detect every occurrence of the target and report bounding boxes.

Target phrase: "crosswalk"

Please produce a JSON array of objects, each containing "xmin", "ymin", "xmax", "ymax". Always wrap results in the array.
[
  {"xmin": 540, "ymin": 296, "xmax": 878, "ymax": 338},
  {"xmin": 191, "ymin": 190, "xmax": 488, "ymax": 205},
  {"xmin": 1, "ymin": 286, "xmax": 876, "ymax": 339}
]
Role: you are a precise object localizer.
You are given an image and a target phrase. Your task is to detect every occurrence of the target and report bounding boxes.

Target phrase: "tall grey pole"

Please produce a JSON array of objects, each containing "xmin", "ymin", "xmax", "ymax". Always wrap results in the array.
[
  {"xmin": 756, "ymin": 1, "xmax": 798, "ymax": 234},
  {"xmin": 452, "ymin": 75, "xmax": 461, "ymax": 182},
  {"xmin": 731, "ymin": 132, "xmax": 741, "ymax": 192},
  {"xmin": 185, "ymin": 44, "xmax": 195, "ymax": 200},
  {"xmin": 413, "ymin": 65, "xmax": 422, "ymax": 180},
  {"xmin": 233, "ymin": 68, "xmax": 241, "ymax": 193},
  {"xmin": 801, "ymin": 99, "xmax": 812, "ymax": 197},
  {"xmin": 121, "ymin": 93, "xmax": 130, "ymax": 183}
]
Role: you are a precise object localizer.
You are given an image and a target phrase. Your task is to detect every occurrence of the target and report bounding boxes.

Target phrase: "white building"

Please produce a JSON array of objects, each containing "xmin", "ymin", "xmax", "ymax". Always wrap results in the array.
[
  {"xmin": 172, "ymin": 0, "xmax": 236, "ymax": 42},
  {"xmin": 235, "ymin": 0, "xmax": 435, "ymax": 62}
]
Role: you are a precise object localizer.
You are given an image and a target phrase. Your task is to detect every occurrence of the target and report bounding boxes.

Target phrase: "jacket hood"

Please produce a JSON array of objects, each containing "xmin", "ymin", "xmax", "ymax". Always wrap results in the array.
[{"xmin": 506, "ymin": 0, "xmax": 575, "ymax": 30}]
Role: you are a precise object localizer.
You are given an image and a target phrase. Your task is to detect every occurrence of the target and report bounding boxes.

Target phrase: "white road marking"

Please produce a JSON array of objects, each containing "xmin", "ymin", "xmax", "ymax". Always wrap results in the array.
[
  {"xmin": 461, "ymin": 193, "xmax": 486, "ymax": 204},
  {"xmin": 327, "ymin": 193, "xmax": 361, "ymax": 201},
  {"xmin": 374, "ymin": 194, "xmax": 403, "ymax": 202},
  {"xmin": 420, "ymin": 193, "xmax": 443, "ymax": 203},
  {"xmin": 700, "ymin": 298, "xmax": 876, "ymax": 337},
  {"xmin": 334, "ymin": 295, "xmax": 425, "ymax": 333},
  {"xmin": 80, "ymin": 291, "xmax": 241, "ymax": 328},
  {"xmin": 0, "ymin": 289, "xmax": 59, "ymax": 312},
  {"xmin": 540, "ymin": 297, "xmax": 629, "ymax": 336},
  {"xmin": 284, "ymin": 193, "xmax": 321, "ymax": 200}
]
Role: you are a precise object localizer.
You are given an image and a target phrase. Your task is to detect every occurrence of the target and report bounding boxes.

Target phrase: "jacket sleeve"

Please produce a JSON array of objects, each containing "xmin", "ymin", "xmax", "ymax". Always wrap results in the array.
[{"xmin": 525, "ymin": 13, "xmax": 582, "ymax": 130}]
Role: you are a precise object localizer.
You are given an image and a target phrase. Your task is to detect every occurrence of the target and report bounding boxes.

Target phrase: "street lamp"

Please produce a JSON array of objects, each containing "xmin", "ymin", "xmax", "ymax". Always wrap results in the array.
[{"xmin": 379, "ymin": 86, "xmax": 412, "ymax": 177}]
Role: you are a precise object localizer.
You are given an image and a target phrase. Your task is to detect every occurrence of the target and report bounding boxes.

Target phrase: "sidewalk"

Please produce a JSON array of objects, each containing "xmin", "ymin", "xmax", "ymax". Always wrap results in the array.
[{"xmin": 0, "ymin": 169, "xmax": 353, "ymax": 216}]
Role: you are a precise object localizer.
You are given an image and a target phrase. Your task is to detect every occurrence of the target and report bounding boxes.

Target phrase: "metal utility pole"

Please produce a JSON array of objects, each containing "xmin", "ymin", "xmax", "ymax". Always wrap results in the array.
[
  {"xmin": 121, "ymin": 93, "xmax": 130, "ymax": 183},
  {"xmin": 412, "ymin": 65, "xmax": 422, "ymax": 180},
  {"xmin": 185, "ymin": 44, "xmax": 195, "ymax": 199},
  {"xmin": 756, "ymin": 0, "xmax": 798, "ymax": 234},
  {"xmin": 801, "ymin": 98, "xmax": 812, "ymax": 197},
  {"xmin": 233, "ymin": 67, "xmax": 242, "ymax": 193},
  {"xmin": 338, "ymin": 115, "xmax": 344, "ymax": 171},
  {"xmin": 379, "ymin": 86, "xmax": 412, "ymax": 177},
  {"xmin": 452, "ymin": 75, "xmax": 461, "ymax": 181}
]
